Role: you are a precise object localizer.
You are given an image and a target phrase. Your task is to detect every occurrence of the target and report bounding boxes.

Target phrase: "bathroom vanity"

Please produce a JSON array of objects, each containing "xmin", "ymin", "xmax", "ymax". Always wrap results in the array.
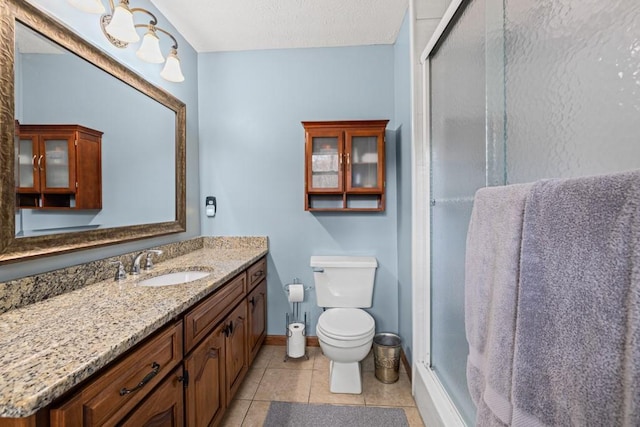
[{"xmin": 0, "ymin": 238, "xmax": 268, "ymax": 427}]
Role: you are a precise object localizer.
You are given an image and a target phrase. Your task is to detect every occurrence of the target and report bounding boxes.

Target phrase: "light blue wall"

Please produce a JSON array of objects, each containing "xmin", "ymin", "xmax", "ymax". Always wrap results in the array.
[
  {"xmin": 1, "ymin": 0, "xmax": 200, "ymax": 282},
  {"xmin": 198, "ymin": 45, "xmax": 406, "ymax": 337},
  {"xmin": 18, "ymin": 52, "xmax": 174, "ymax": 233},
  {"xmin": 8, "ymin": 2, "xmax": 414, "ymax": 353}
]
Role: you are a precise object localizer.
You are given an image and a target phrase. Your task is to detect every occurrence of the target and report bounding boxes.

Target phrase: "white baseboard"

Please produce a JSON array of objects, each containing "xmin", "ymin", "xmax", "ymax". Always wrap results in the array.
[{"xmin": 414, "ymin": 364, "xmax": 467, "ymax": 427}]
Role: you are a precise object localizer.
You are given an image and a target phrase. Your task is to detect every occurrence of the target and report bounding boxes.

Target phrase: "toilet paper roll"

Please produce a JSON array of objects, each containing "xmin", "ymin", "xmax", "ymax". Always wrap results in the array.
[
  {"xmin": 287, "ymin": 322, "xmax": 306, "ymax": 358},
  {"xmin": 287, "ymin": 284, "xmax": 304, "ymax": 303}
]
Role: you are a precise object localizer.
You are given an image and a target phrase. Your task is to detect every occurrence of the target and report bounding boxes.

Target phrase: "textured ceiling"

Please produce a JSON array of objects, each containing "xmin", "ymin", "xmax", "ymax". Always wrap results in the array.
[{"xmin": 150, "ymin": 0, "xmax": 409, "ymax": 53}]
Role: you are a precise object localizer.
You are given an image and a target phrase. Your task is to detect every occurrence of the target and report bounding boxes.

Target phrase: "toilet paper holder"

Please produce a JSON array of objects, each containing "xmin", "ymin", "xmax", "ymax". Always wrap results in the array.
[
  {"xmin": 283, "ymin": 278, "xmax": 312, "ymax": 362},
  {"xmin": 283, "ymin": 279, "xmax": 312, "ymax": 323},
  {"xmin": 285, "ymin": 311, "xmax": 309, "ymax": 361},
  {"xmin": 283, "ymin": 282, "xmax": 313, "ymax": 299}
]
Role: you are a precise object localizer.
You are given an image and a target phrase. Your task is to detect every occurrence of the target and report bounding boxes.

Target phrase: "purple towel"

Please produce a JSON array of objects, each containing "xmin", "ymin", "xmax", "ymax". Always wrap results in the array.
[
  {"xmin": 512, "ymin": 170, "xmax": 640, "ymax": 426},
  {"xmin": 465, "ymin": 183, "xmax": 533, "ymax": 425}
]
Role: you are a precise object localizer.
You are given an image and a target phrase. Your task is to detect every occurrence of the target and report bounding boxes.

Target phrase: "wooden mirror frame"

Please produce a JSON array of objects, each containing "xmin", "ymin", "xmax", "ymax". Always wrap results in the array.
[{"xmin": 0, "ymin": 0, "xmax": 186, "ymax": 264}]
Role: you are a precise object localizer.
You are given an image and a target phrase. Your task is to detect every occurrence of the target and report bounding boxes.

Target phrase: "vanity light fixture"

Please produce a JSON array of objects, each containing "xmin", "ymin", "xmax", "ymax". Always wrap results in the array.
[
  {"xmin": 104, "ymin": 0, "xmax": 139, "ymax": 43},
  {"xmin": 67, "ymin": 0, "xmax": 185, "ymax": 83}
]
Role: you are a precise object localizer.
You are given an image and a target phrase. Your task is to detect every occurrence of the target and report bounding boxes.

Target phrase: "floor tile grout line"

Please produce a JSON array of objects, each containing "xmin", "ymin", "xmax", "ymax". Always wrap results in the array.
[{"xmin": 225, "ymin": 346, "xmax": 421, "ymax": 426}]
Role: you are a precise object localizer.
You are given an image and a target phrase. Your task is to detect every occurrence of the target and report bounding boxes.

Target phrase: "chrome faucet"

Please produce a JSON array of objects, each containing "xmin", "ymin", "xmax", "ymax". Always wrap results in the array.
[
  {"xmin": 110, "ymin": 261, "xmax": 127, "ymax": 281},
  {"xmin": 131, "ymin": 249, "xmax": 163, "ymax": 275}
]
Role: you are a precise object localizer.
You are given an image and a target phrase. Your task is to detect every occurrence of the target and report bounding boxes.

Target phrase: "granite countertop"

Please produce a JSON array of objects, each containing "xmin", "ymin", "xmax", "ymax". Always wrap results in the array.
[{"xmin": 0, "ymin": 242, "xmax": 268, "ymax": 418}]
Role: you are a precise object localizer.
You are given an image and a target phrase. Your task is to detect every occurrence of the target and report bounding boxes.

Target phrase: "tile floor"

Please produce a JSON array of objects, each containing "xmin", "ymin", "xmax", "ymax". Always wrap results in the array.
[{"xmin": 220, "ymin": 345, "xmax": 426, "ymax": 426}]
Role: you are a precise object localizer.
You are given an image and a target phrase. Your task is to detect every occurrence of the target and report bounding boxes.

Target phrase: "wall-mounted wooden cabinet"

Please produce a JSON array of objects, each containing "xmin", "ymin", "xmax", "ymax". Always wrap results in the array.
[
  {"xmin": 15, "ymin": 124, "xmax": 102, "ymax": 210},
  {"xmin": 303, "ymin": 120, "xmax": 388, "ymax": 211}
]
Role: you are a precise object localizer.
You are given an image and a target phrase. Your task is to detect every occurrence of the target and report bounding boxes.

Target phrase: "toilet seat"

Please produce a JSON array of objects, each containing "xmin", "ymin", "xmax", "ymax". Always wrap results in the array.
[{"xmin": 317, "ymin": 308, "xmax": 375, "ymax": 341}]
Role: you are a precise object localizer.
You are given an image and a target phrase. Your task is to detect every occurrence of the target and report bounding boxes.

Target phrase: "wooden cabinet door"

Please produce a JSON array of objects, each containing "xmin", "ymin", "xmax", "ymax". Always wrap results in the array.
[
  {"xmin": 305, "ymin": 128, "xmax": 344, "ymax": 193},
  {"xmin": 120, "ymin": 367, "xmax": 184, "ymax": 427},
  {"xmin": 225, "ymin": 302, "xmax": 248, "ymax": 405},
  {"xmin": 74, "ymin": 129, "xmax": 102, "ymax": 209},
  {"xmin": 15, "ymin": 133, "xmax": 40, "ymax": 193},
  {"xmin": 184, "ymin": 323, "xmax": 226, "ymax": 427},
  {"xmin": 247, "ymin": 279, "xmax": 267, "ymax": 364},
  {"xmin": 40, "ymin": 132, "xmax": 76, "ymax": 193},
  {"xmin": 344, "ymin": 128, "xmax": 385, "ymax": 193}
]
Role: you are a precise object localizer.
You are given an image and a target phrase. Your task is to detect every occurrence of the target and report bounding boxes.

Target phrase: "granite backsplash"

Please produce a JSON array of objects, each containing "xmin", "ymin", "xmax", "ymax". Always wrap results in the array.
[{"xmin": 0, "ymin": 236, "xmax": 267, "ymax": 315}]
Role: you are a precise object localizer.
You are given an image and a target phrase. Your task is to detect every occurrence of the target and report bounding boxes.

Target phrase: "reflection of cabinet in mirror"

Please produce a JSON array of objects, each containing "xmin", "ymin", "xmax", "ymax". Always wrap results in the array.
[
  {"xmin": 16, "ymin": 123, "xmax": 103, "ymax": 210},
  {"xmin": 303, "ymin": 120, "xmax": 388, "ymax": 211}
]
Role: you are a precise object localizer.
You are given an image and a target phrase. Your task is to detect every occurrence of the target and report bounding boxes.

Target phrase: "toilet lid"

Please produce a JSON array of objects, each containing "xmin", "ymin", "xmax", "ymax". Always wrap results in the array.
[{"xmin": 317, "ymin": 308, "xmax": 375, "ymax": 338}]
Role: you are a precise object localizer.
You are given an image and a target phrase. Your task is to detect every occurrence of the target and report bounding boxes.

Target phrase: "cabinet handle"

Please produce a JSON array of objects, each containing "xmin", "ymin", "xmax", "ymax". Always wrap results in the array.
[
  {"xmin": 119, "ymin": 362, "xmax": 160, "ymax": 396},
  {"xmin": 223, "ymin": 322, "xmax": 233, "ymax": 337},
  {"xmin": 32, "ymin": 155, "xmax": 37, "ymax": 171},
  {"xmin": 37, "ymin": 155, "xmax": 43, "ymax": 171},
  {"xmin": 177, "ymin": 371, "xmax": 189, "ymax": 387},
  {"xmin": 252, "ymin": 270, "xmax": 264, "ymax": 279},
  {"xmin": 223, "ymin": 320, "xmax": 235, "ymax": 337},
  {"xmin": 346, "ymin": 153, "xmax": 351, "ymax": 170},
  {"xmin": 249, "ymin": 296, "xmax": 256, "ymax": 307}
]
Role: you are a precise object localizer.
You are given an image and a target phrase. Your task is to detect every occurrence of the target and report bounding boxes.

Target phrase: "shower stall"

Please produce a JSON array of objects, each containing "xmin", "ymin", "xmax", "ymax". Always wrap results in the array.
[{"xmin": 413, "ymin": 0, "xmax": 640, "ymax": 424}]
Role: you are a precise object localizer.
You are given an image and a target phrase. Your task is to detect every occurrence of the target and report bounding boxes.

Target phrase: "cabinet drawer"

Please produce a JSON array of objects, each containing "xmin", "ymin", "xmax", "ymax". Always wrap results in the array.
[
  {"xmin": 247, "ymin": 257, "xmax": 267, "ymax": 291},
  {"xmin": 184, "ymin": 272, "xmax": 246, "ymax": 353},
  {"xmin": 119, "ymin": 366, "xmax": 184, "ymax": 427},
  {"xmin": 50, "ymin": 321, "xmax": 183, "ymax": 427}
]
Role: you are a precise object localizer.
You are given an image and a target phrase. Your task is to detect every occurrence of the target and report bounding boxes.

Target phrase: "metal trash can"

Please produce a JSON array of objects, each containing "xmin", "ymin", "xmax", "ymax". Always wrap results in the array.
[{"xmin": 373, "ymin": 333, "xmax": 402, "ymax": 384}]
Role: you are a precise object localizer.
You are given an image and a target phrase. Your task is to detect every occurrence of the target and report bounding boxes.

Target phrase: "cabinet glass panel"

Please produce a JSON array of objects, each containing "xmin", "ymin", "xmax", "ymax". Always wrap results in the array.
[
  {"xmin": 351, "ymin": 136, "xmax": 378, "ymax": 188},
  {"xmin": 17, "ymin": 138, "xmax": 35, "ymax": 188},
  {"xmin": 311, "ymin": 137, "xmax": 339, "ymax": 189},
  {"xmin": 44, "ymin": 139, "xmax": 70, "ymax": 188}
]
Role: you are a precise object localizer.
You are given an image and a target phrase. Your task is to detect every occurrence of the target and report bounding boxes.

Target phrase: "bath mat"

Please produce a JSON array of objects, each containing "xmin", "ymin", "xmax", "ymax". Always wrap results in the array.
[{"xmin": 264, "ymin": 401, "xmax": 409, "ymax": 426}]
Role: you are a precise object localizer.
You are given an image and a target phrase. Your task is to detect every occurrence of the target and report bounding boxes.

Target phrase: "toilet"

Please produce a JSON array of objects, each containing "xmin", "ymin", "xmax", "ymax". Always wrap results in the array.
[{"xmin": 311, "ymin": 255, "xmax": 377, "ymax": 394}]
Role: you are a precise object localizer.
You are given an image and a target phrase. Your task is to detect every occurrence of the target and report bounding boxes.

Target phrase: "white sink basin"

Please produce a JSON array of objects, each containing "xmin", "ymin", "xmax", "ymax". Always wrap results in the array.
[{"xmin": 137, "ymin": 271, "xmax": 211, "ymax": 287}]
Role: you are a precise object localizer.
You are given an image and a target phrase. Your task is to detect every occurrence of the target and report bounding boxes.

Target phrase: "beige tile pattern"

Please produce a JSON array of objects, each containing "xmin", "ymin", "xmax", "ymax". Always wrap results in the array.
[
  {"xmin": 222, "ymin": 399, "xmax": 251, "ymax": 425},
  {"xmin": 253, "ymin": 368, "xmax": 313, "ymax": 402},
  {"xmin": 221, "ymin": 345, "xmax": 426, "ymax": 427},
  {"xmin": 235, "ymin": 368, "xmax": 265, "ymax": 400},
  {"xmin": 241, "ymin": 401, "xmax": 271, "ymax": 427}
]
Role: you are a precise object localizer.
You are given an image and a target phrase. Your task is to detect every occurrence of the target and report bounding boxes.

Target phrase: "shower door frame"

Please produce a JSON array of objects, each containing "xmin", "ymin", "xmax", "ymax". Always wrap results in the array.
[{"xmin": 411, "ymin": 0, "xmax": 468, "ymax": 425}]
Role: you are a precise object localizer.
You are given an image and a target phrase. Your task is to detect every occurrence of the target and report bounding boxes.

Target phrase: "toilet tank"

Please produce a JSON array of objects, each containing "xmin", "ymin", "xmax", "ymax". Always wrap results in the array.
[{"xmin": 310, "ymin": 256, "xmax": 378, "ymax": 308}]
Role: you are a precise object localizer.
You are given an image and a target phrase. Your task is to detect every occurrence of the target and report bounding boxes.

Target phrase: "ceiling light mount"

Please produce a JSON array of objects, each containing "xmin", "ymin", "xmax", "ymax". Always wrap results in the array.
[{"xmin": 69, "ymin": 0, "xmax": 184, "ymax": 83}]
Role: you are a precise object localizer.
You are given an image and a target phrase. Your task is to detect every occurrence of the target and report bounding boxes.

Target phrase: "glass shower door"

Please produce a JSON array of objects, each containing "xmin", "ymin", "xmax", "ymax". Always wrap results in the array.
[{"xmin": 429, "ymin": 0, "xmax": 491, "ymax": 423}]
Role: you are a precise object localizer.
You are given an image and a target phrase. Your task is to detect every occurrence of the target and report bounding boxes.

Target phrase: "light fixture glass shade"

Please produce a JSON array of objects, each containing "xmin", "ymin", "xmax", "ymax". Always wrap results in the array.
[
  {"xmin": 160, "ymin": 49, "xmax": 185, "ymax": 82},
  {"xmin": 105, "ymin": 2, "xmax": 139, "ymax": 43},
  {"xmin": 136, "ymin": 28, "xmax": 164, "ymax": 63},
  {"xmin": 67, "ymin": 0, "xmax": 105, "ymax": 14}
]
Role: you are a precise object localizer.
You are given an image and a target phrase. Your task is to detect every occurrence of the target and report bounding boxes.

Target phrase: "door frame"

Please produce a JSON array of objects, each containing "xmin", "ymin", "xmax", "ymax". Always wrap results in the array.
[{"xmin": 411, "ymin": 0, "xmax": 467, "ymax": 425}]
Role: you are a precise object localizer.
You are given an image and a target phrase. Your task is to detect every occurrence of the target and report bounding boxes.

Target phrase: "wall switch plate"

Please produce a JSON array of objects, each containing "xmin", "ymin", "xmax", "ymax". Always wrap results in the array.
[{"xmin": 205, "ymin": 196, "xmax": 216, "ymax": 217}]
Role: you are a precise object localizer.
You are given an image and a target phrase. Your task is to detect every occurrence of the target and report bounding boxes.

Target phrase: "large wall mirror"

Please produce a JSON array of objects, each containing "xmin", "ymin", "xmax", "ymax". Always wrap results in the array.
[{"xmin": 0, "ymin": 0, "xmax": 186, "ymax": 263}]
